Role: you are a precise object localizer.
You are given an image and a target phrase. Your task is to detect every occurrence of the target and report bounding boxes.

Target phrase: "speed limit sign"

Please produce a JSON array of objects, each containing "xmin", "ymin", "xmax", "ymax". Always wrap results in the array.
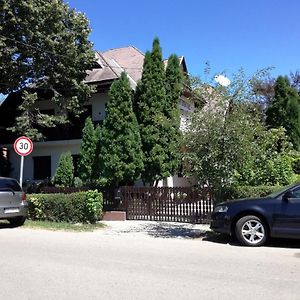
[
  {"xmin": 14, "ymin": 136, "xmax": 33, "ymax": 156},
  {"xmin": 14, "ymin": 136, "xmax": 33, "ymax": 187}
]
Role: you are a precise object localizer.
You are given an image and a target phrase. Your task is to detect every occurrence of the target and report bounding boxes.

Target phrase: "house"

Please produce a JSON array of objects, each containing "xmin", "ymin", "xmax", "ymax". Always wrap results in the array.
[{"xmin": 0, "ymin": 46, "xmax": 195, "ymax": 187}]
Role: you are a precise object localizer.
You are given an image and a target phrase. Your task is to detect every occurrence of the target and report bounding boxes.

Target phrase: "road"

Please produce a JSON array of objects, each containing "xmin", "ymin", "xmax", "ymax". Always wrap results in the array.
[{"xmin": 0, "ymin": 222, "xmax": 299, "ymax": 300}]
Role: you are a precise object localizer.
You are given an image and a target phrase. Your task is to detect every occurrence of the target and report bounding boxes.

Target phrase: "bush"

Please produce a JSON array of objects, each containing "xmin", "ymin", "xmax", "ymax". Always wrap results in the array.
[
  {"xmin": 27, "ymin": 190, "xmax": 103, "ymax": 224},
  {"xmin": 53, "ymin": 152, "xmax": 74, "ymax": 187},
  {"xmin": 214, "ymin": 185, "xmax": 283, "ymax": 203}
]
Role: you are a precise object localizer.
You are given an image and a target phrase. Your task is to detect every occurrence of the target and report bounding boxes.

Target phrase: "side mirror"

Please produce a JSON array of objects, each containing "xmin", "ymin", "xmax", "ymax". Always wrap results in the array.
[{"xmin": 282, "ymin": 191, "xmax": 294, "ymax": 202}]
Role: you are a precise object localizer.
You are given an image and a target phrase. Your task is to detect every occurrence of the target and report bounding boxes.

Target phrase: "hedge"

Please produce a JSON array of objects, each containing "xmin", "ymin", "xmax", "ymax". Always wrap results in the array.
[
  {"xmin": 231, "ymin": 185, "xmax": 283, "ymax": 199},
  {"xmin": 27, "ymin": 190, "xmax": 103, "ymax": 224},
  {"xmin": 214, "ymin": 185, "xmax": 283, "ymax": 203}
]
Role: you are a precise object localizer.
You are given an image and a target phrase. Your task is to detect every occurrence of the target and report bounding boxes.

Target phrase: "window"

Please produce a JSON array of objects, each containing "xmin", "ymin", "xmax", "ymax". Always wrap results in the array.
[
  {"xmin": 33, "ymin": 156, "xmax": 51, "ymax": 180},
  {"xmin": 290, "ymin": 187, "xmax": 300, "ymax": 198},
  {"xmin": 0, "ymin": 178, "xmax": 21, "ymax": 191}
]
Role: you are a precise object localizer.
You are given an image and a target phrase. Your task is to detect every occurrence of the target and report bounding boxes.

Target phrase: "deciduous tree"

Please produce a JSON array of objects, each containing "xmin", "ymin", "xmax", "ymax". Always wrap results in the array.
[{"xmin": 0, "ymin": 0, "xmax": 95, "ymax": 139}]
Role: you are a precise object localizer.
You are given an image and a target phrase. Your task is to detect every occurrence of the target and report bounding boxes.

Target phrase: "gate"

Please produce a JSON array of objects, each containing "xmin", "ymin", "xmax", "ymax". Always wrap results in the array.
[{"xmin": 120, "ymin": 186, "xmax": 214, "ymax": 224}]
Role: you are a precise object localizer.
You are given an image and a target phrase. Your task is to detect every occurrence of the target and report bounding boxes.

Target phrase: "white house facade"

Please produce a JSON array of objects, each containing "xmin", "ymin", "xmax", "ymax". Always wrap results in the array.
[{"xmin": 0, "ymin": 46, "xmax": 195, "ymax": 187}]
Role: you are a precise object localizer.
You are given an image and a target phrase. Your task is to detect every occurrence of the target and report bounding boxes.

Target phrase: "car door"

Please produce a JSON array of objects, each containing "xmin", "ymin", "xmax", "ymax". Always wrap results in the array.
[{"xmin": 272, "ymin": 186, "xmax": 300, "ymax": 238}]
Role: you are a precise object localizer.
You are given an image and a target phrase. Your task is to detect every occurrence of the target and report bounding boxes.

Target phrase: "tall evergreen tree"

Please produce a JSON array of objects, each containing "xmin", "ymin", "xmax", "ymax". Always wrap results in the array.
[
  {"xmin": 78, "ymin": 117, "xmax": 96, "ymax": 183},
  {"xmin": 100, "ymin": 72, "xmax": 143, "ymax": 186},
  {"xmin": 266, "ymin": 76, "xmax": 300, "ymax": 149},
  {"xmin": 91, "ymin": 124, "xmax": 103, "ymax": 181},
  {"xmin": 165, "ymin": 54, "xmax": 183, "ymax": 175},
  {"xmin": 134, "ymin": 38, "xmax": 169, "ymax": 185}
]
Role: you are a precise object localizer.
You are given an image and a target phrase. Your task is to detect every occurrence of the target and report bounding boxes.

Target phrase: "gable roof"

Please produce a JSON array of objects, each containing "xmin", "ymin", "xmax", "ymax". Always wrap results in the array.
[{"xmin": 85, "ymin": 46, "xmax": 145, "ymax": 89}]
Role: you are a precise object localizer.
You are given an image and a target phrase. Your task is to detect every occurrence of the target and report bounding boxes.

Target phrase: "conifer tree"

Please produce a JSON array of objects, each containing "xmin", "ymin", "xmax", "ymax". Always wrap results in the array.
[
  {"xmin": 101, "ymin": 72, "xmax": 143, "ymax": 186},
  {"xmin": 165, "ymin": 54, "xmax": 183, "ymax": 175},
  {"xmin": 53, "ymin": 152, "xmax": 74, "ymax": 187},
  {"xmin": 266, "ymin": 76, "xmax": 300, "ymax": 149},
  {"xmin": 134, "ymin": 38, "xmax": 169, "ymax": 185},
  {"xmin": 91, "ymin": 124, "xmax": 103, "ymax": 181},
  {"xmin": 78, "ymin": 117, "xmax": 96, "ymax": 184}
]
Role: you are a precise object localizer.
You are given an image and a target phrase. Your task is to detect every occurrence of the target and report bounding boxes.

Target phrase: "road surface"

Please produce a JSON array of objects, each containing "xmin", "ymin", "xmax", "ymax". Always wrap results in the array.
[{"xmin": 0, "ymin": 222, "xmax": 299, "ymax": 300}]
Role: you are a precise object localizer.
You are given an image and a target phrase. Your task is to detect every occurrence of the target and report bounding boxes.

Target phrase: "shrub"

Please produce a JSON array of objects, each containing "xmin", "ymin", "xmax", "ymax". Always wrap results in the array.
[
  {"xmin": 53, "ymin": 152, "xmax": 74, "ymax": 187},
  {"xmin": 27, "ymin": 190, "xmax": 103, "ymax": 224},
  {"xmin": 214, "ymin": 185, "xmax": 283, "ymax": 203}
]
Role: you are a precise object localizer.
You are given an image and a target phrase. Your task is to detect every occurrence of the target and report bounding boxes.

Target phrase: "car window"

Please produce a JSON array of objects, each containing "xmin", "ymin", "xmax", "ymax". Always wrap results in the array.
[
  {"xmin": 291, "ymin": 186, "xmax": 300, "ymax": 198},
  {"xmin": 0, "ymin": 178, "xmax": 22, "ymax": 192},
  {"xmin": 267, "ymin": 183, "xmax": 299, "ymax": 198}
]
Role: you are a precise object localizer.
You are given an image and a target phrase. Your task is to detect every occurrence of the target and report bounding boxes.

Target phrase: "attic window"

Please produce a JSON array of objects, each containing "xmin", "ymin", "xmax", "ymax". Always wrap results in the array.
[{"xmin": 92, "ymin": 61, "xmax": 102, "ymax": 69}]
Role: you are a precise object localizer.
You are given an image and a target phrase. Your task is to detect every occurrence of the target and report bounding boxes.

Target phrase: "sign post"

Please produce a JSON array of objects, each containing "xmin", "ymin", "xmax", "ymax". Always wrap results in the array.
[{"xmin": 13, "ymin": 136, "xmax": 33, "ymax": 187}]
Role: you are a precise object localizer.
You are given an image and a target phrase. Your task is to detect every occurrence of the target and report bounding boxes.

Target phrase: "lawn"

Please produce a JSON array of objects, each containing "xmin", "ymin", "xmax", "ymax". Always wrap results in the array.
[{"xmin": 23, "ymin": 220, "xmax": 106, "ymax": 232}]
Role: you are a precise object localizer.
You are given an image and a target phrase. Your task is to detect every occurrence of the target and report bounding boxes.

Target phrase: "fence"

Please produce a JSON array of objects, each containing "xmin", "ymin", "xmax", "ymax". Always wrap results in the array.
[{"xmin": 120, "ymin": 186, "xmax": 214, "ymax": 224}]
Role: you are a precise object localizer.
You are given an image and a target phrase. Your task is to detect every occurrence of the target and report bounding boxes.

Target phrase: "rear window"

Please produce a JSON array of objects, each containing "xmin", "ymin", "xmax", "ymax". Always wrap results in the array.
[{"xmin": 0, "ymin": 178, "xmax": 22, "ymax": 192}]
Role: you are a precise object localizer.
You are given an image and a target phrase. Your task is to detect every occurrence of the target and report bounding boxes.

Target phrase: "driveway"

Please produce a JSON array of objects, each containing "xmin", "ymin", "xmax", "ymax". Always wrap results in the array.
[{"xmin": 0, "ymin": 221, "xmax": 299, "ymax": 300}]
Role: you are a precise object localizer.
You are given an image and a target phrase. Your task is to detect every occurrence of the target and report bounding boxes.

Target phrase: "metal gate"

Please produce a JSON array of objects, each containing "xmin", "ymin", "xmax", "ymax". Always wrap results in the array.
[{"xmin": 120, "ymin": 186, "xmax": 213, "ymax": 224}]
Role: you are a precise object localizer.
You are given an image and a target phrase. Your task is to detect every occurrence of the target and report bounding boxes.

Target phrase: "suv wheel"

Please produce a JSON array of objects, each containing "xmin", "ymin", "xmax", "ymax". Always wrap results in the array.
[
  {"xmin": 9, "ymin": 217, "xmax": 26, "ymax": 227},
  {"xmin": 235, "ymin": 215, "xmax": 267, "ymax": 246}
]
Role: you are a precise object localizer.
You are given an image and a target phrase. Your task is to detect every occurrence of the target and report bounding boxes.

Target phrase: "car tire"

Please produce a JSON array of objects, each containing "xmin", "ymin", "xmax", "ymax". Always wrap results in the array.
[
  {"xmin": 9, "ymin": 217, "xmax": 26, "ymax": 227},
  {"xmin": 235, "ymin": 215, "xmax": 268, "ymax": 247}
]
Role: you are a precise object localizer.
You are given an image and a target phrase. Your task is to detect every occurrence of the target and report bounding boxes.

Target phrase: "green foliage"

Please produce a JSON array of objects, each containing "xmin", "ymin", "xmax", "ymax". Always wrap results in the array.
[
  {"xmin": 85, "ymin": 190, "xmax": 103, "ymax": 223},
  {"xmin": 228, "ymin": 185, "xmax": 282, "ymax": 202},
  {"xmin": 100, "ymin": 72, "xmax": 143, "ymax": 185},
  {"xmin": 53, "ymin": 152, "xmax": 74, "ymax": 187},
  {"xmin": 185, "ymin": 69, "xmax": 296, "ymax": 197},
  {"xmin": 134, "ymin": 38, "xmax": 170, "ymax": 185},
  {"xmin": 91, "ymin": 125, "xmax": 103, "ymax": 180},
  {"xmin": 164, "ymin": 54, "xmax": 183, "ymax": 176},
  {"xmin": 78, "ymin": 117, "xmax": 96, "ymax": 184},
  {"xmin": 234, "ymin": 127, "xmax": 294, "ymax": 186},
  {"xmin": 27, "ymin": 191, "xmax": 103, "ymax": 223},
  {"xmin": 73, "ymin": 177, "xmax": 83, "ymax": 188},
  {"xmin": 266, "ymin": 76, "xmax": 300, "ymax": 149},
  {"xmin": 0, "ymin": 0, "xmax": 95, "ymax": 139}
]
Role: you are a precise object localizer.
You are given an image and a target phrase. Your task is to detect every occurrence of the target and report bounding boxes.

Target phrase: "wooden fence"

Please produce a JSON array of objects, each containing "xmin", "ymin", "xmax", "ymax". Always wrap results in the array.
[{"xmin": 120, "ymin": 186, "xmax": 214, "ymax": 224}]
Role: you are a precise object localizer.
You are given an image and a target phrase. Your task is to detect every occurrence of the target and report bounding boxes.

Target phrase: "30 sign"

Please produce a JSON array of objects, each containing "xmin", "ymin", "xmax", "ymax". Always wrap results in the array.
[{"xmin": 14, "ymin": 136, "xmax": 33, "ymax": 156}]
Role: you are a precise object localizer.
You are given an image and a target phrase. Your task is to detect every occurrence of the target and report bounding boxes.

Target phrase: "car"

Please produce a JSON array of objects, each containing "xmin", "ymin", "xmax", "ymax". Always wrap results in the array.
[
  {"xmin": 210, "ymin": 183, "xmax": 300, "ymax": 246},
  {"xmin": 0, "ymin": 177, "xmax": 28, "ymax": 226}
]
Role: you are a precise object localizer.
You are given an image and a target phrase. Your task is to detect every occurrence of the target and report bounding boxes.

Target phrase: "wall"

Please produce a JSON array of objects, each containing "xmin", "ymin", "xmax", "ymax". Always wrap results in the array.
[{"xmin": 7, "ymin": 140, "xmax": 81, "ymax": 182}]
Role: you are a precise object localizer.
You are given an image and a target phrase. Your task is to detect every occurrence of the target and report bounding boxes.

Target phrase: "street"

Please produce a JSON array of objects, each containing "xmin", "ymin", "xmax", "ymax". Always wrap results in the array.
[{"xmin": 0, "ymin": 222, "xmax": 299, "ymax": 300}]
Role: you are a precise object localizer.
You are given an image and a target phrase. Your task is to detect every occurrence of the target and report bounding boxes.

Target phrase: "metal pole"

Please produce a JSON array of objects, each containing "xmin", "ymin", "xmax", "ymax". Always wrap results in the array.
[{"xmin": 19, "ymin": 155, "xmax": 24, "ymax": 188}]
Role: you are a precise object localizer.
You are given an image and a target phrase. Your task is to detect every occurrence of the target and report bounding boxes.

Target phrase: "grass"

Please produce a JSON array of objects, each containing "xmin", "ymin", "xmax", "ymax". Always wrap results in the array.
[{"xmin": 23, "ymin": 220, "xmax": 106, "ymax": 232}]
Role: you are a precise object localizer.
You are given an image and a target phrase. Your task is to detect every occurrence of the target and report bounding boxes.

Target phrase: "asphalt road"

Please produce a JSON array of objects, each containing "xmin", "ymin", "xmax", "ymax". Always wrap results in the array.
[{"xmin": 0, "ymin": 222, "xmax": 299, "ymax": 300}]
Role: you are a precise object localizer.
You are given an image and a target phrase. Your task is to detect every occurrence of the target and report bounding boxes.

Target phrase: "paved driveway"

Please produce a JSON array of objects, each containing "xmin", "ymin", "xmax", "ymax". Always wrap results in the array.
[{"xmin": 0, "ymin": 221, "xmax": 299, "ymax": 300}]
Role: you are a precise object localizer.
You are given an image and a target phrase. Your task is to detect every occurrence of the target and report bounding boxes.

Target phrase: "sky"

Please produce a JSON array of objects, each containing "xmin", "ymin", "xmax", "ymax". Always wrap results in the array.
[{"xmin": 67, "ymin": 0, "xmax": 300, "ymax": 80}]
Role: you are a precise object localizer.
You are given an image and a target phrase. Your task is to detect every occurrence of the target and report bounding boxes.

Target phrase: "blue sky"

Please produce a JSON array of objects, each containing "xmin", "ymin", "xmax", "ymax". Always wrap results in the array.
[{"xmin": 67, "ymin": 0, "xmax": 300, "ymax": 79}]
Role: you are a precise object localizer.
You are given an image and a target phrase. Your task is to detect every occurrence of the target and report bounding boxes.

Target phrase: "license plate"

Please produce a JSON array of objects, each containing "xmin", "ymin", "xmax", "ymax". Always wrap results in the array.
[{"xmin": 4, "ymin": 208, "xmax": 20, "ymax": 214}]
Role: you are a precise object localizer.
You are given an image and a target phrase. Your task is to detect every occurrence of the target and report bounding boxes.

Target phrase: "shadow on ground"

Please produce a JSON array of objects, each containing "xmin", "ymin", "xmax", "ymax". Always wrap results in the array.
[
  {"xmin": 203, "ymin": 231, "xmax": 300, "ymax": 249},
  {"xmin": 0, "ymin": 221, "xmax": 15, "ymax": 229},
  {"xmin": 116, "ymin": 222, "xmax": 209, "ymax": 239}
]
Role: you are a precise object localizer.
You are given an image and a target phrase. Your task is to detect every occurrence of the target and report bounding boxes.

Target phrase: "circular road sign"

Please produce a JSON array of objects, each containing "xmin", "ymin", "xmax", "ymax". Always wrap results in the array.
[{"xmin": 14, "ymin": 136, "xmax": 33, "ymax": 156}]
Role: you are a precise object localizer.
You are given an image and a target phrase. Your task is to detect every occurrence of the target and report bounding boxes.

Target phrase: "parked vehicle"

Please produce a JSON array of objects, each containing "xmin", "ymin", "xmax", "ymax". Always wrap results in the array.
[
  {"xmin": 0, "ymin": 177, "xmax": 28, "ymax": 226},
  {"xmin": 210, "ymin": 183, "xmax": 300, "ymax": 246}
]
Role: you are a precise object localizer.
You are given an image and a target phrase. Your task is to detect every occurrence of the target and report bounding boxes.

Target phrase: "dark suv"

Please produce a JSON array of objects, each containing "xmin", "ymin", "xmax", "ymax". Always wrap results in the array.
[
  {"xmin": 0, "ymin": 177, "xmax": 28, "ymax": 226},
  {"xmin": 210, "ymin": 183, "xmax": 300, "ymax": 246}
]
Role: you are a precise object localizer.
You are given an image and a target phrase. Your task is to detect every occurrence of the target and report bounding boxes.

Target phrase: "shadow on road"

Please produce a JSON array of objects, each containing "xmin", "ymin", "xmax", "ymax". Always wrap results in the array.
[
  {"xmin": 203, "ymin": 231, "xmax": 300, "ymax": 249},
  {"xmin": 0, "ymin": 222, "xmax": 15, "ymax": 229}
]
